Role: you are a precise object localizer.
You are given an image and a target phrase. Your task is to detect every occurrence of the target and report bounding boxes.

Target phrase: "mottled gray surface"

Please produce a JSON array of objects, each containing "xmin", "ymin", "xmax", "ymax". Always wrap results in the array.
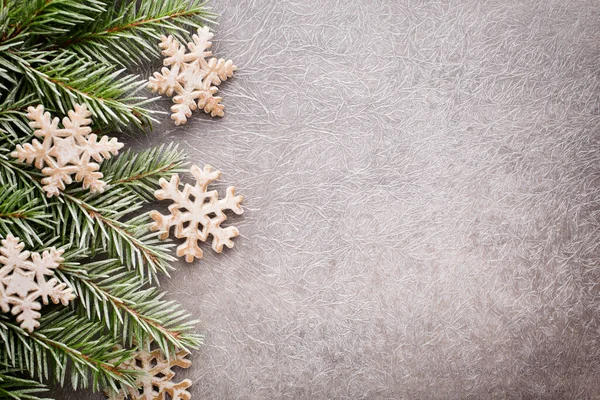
[{"xmin": 52, "ymin": 0, "xmax": 600, "ymax": 399}]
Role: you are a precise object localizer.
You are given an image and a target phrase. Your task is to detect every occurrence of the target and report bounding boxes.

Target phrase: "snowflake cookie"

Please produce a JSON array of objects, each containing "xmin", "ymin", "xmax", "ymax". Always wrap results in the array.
[
  {"xmin": 0, "ymin": 234, "xmax": 74, "ymax": 333},
  {"xmin": 11, "ymin": 104, "xmax": 124, "ymax": 197},
  {"xmin": 148, "ymin": 26, "xmax": 237, "ymax": 125},
  {"xmin": 107, "ymin": 342, "xmax": 192, "ymax": 400},
  {"xmin": 150, "ymin": 164, "xmax": 244, "ymax": 263}
]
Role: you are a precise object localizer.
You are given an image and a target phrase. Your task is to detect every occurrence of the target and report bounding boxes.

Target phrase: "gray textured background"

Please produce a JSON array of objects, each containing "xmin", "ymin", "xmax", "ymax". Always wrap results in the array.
[{"xmin": 53, "ymin": 0, "xmax": 600, "ymax": 399}]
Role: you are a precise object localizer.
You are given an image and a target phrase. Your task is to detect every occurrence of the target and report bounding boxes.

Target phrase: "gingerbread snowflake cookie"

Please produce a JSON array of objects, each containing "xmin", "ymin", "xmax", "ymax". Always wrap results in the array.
[
  {"xmin": 11, "ymin": 104, "xmax": 123, "ymax": 197},
  {"xmin": 0, "ymin": 234, "xmax": 74, "ymax": 332},
  {"xmin": 148, "ymin": 26, "xmax": 236, "ymax": 125},
  {"xmin": 150, "ymin": 164, "xmax": 243, "ymax": 263}
]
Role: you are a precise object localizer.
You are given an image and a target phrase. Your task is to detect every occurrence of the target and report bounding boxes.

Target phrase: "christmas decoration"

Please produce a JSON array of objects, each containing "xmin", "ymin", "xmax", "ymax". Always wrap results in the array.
[
  {"xmin": 0, "ymin": 1, "xmax": 217, "ymax": 398},
  {"xmin": 148, "ymin": 26, "xmax": 237, "ymax": 125},
  {"xmin": 150, "ymin": 164, "xmax": 244, "ymax": 262},
  {"xmin": 0, "ymin": 234, "xmax": 74, "ymax": 333},
  {"xmin": 11, "ymin": 104, "xmax": 123, "ymax": 197},
  {"xmin": 107, "ymin": 341, "xmax": 192, "ymax": 400}
]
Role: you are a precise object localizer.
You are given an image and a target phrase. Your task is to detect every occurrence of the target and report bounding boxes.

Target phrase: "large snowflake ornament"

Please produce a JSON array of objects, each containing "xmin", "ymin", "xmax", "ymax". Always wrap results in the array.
[
  {"xmin": 11, "ymin": 104, "xmax": 124, "ymax": 197},
  {"xmin": 150, "ymin": 164, "xmax": 244, "ymax": 263},
  {"xmin": 0, "ymin": 234, "xmax": 74, "ymax": 333},
  {"xmin": 148, "ymin": 26, "xmax": 237, "ymax": 125},
  {"xmin": 107, "ymin": 342, "xmax": 192, "ymax": 400}
]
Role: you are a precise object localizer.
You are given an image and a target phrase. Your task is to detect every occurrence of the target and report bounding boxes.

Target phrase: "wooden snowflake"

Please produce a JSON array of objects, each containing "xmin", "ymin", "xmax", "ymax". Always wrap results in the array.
[
  {"xmin": 11, "ymin": 104, "xmax": 124, "ymax": 197},
  {"xmin": 107, "ymin": 343, "xmax": 192, "ymax": 400},
  {"xmin": 0, "ymin": 234, "xmax": 74, "ymax": 333},
  {"xmin": 148, "ymin": 26, "xmax": 237, "ymax": 125},
  {"xmin": 150, "ymin": 164, "xmax": 244, "ymax": 263}
]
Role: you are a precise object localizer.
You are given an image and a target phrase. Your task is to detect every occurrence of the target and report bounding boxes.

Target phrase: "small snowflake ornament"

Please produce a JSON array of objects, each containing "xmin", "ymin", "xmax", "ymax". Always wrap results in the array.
[
  {"xmin": 107, "ymin": 342, "xmax": 192, "ymax": 400},
  {"xmin": 0, "ymin": 234, "xmax": 74, "ymax": 333},
  {"xmin": 11, "ymin": 104, "xmax": 124, "ymax": 197},
  {"xmin": 148, "ymin": 26, "xmax": 237, "ymax": 125},
  {"xmin": 150, "ymin": 164, "xmax": 244, "ymax": 263}
]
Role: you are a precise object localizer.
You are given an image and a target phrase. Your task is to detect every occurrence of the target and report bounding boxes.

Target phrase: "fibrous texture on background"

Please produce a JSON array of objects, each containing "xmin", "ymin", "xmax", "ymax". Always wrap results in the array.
[{"xmin": 53, "ymin": 0, "xmax": 600, "ymax": 398}]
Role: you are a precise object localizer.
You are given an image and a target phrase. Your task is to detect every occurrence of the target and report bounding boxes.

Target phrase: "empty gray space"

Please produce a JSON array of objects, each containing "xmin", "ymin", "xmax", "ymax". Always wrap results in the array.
[{"xmin": 51, "ymin": 0, "xmax": 600, "ymax": 399}]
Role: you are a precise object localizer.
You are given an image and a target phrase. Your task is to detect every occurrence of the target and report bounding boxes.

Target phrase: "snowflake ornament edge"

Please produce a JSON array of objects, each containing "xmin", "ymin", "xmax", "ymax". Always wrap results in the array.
[
  {"xmin": 11, "ymin": 104, "xmax": 124, "ymax": 197},
  {"xmin": 0, "ymin": 234, "xmax": 75, "ymax": 333},
  {"xmin": 106, "ymin": 341, "xmax": 193, "ymax": 400},
  {"xmin": 148, "ymin": 26, "xmax": 237, "ymax": 125},
  {"xmin": 149, "ymin": 164, "xmax": 244, "ymax": 263}
]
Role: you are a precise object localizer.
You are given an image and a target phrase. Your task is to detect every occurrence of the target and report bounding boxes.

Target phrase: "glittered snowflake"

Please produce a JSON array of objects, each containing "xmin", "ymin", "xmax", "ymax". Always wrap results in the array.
[
  {"xmin": 148, "ymin": 26, "xmax": 237, "ymax": 125},
  {"xmin": 107, "ymin": 342, "xmax": 192, "ymax": 400},
  {"xmin": 11, "ymin": 104, "xmax": 124, "ymax": 197},
  {"xmin": 150, "ymin": 164, "xmax": 244, "ymax": 263},
  {"xmin": 0, "ymin": 234, "xmax": 74, "ymax": 333}
]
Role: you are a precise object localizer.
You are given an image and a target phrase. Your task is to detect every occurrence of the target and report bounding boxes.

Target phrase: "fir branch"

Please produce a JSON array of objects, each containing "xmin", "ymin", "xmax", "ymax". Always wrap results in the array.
[
  {"xmin": 0, "ymin": 42, "xmax": 22, "ymax": 93},
  {"xmin": 0, "ymin": 158, "xmax": 175, "ymax": 281},
  {"xmin": 0, "ymin": 0, "xmax": 213, "ymax": 131},
  {"xmin": 102, "ymin": 144, "xmax": 187, "ymax": 200},
  {"xmin": 59, "ymin": 258, "xmax": 201, "ymax": 354},
  {"xmin": 0, "ymin": 88, "xmax": 35, "ymax": 142},
  {"xmin": 0, "ymin": 369, "xmax": 49, "ymax": 400},
  {"xmin": 60, "ymin": 190, "xmax": 175, "ymax": 282},
  {"xmin": 0, "ymin": 311, "xmax": 137, "ymax": 393},
  {"xmin": 0, "ymin": 185, "xmax": 53, "ymax": 246},
  {"xmin": 11, "ymin": 50, "xmax": 154, "ymax": 130},
  {"xmin": 0, "ymin": 157, "xmax": 44, "ymax": 191},
  {"xmin": 0, "ymin": 1, "xmax": 217, "ymax": 395},
  {"xmin": 1, "ymin": 0, "xmax": 105, "ymax": 41},
  {"xmin": 55, "ymin": 0, "xmax": 214, "ymax": 66},
  {"xmin": 0, "ymin": 4, "xmax": 11, "ymax": 43}
]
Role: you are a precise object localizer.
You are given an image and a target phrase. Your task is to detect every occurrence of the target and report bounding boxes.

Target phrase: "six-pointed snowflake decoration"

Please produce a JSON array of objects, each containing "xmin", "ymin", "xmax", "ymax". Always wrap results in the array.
[
  {"xmin": 148, "ymin": 26, "xmax": 237, "ymax": 125},
  {"xmin": 0, "ymin": 234, "xmax": 74, "ymax": 333},
  {"xmin": 150, "ymin": 164, "xmax": 244, "ymax": 263},
  {"xmin": 11, "ymin": 104, "xmax": 124, "ymax": 197},
  {"xmin": 107, "ymin": 342, "xmax": 192, "ymax": 400}
]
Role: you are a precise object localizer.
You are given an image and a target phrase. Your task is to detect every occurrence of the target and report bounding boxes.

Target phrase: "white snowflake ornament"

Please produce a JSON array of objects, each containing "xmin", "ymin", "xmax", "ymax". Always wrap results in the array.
[
  {"xmin": 148, "ymin": 26, "xmax": 237, "ymax": 125},
  {"xmin": 150, "ymin": 164, "xmax": 244, "ymax": 263},
  {"xmin": 11, "ymin": 104, "xmax": 124, "ymax": 197},
  {"xmin": 107, "ymin": 342, "xmax": 192, "ymax": 400},
  {"xmin": 0, "ymin": 234, "xmax": 74, "ymax": 333}
]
